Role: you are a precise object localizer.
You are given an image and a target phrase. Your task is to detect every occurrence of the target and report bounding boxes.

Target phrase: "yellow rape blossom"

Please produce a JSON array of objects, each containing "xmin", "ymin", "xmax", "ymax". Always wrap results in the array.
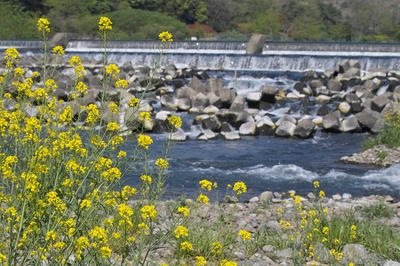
[
  {"xmin": 178, "ymin": 206, "xmax": 189, "ymax": 216},
  {"xmin": 233, "ymin": 181, "xmax": 247, "ymax": 196},
  {"xmin": 99, "ymin": 16, "xmax": 112, "ymax": 31},
  {"xmin": 168, "ymin": 115, "xmax": 182, "ymax": 128},
  {"xmin": 174, "ymin": 226, "xmax": 189, "ymax": 238},
  {"xmin": 197, "ymin": 194, "xmax": 209, "ymax": 205},
  {"xmin": 52, "ymin": 46, "xmax": 64, "ymax": 56},
  {"xmin": 159, "ymin": 31, "xmax": 173, "ymax": 42},
  {"xmin": 37, "ymin": 18, "xmax": 50, "ymax": 32},
  {"xmin": 155, "ymin": 158, "xmax": 168, "ymax": 169},
  {"xmin": 238, "ymin": 230, "xmax": 251, "ymax": 241},
  {"xmin": 140, "ymin": 205, "xmax": 156, "ymax": 219},
  {"xmin": 195, "ymin": 256, "xmax": 206, "ymax": 266},
  {"xmin": 199, "ymin": 179, "xmax": 212, "ymax": 191},
  {"xmin": 137, "ymin": 135, "xmax": 153, "ymax": 150},
  {"xmin": 180, "ymin": 241, "xmax": 192, "ymax": 251}
]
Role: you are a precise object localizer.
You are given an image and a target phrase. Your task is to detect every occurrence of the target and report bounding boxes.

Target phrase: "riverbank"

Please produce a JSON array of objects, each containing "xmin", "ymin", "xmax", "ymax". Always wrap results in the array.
[{"xmin": 146, "ymin": 190, "xmax": 400, "ymax": 265}]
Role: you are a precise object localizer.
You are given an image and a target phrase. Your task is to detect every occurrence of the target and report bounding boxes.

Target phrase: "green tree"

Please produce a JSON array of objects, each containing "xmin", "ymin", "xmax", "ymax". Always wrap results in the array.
[
  {"xmin": 0, "ymin": 2, "xmax": 37, "ymax": 39},
  {"xmin": 238, "ymin": 8, "xmax": 281, "ymax": 39}
]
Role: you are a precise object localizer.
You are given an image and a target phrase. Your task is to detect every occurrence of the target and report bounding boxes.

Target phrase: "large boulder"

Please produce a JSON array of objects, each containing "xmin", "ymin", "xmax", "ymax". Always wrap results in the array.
[
  {"xmin": 239, "ymin": 120, "xmax": 256, "ymax": 136},
  {"xmin": 246, "ymin": 34, "xmax": 266, "ymax": 54},
  {"xmin": 275, "ymin": 121, "xmax": 296, "ymax": 137},
  {"xmin": 168, "ymin": 130, "xmax": 187, "ymax": 141},
  {"xmin": 246, "ymin": 92, "xmax": 262, "ymax": 109},
  {"xmin": 188, "ymin": 76, "xmax": 208, "ymax": 94},
  {"xmin": 322, "ymin": 111, "xmax": 341, "ymax": 131},
  {"xmin": 294, "ymin": 119, "xmax": 315, "ymax": 138},
  {"xmin": 175, "ymin": 86, "xmax": 196, "ymax": 99},
  {"xmin": 219, "ymin": 88, "xmax": 236, "ymax": 108},
  {"xmin": 230, "ymin": 96, "xmax": 245, "ymax": 112},
  {"xmin": 205, "ymin": 78, "xmax": 223, "ymax": 96},
  {"xmin": 341, "ymin": 116, "xmax": 361, "ymax": 132},
  {"xmin": 309, "ymin": 79, "xmax": 324, "ymax": 91},
  {"xmin": 221, "ymin": 131, "xmax": 241, "ymax": 140},
  {"xmin": 160, "ymin": 95, "xmax": 178, "ymax": 110},
  {"xmin": 345, "ymin": 93, "xmax": 362, "ymax": 113},
  {"xmin": 327, "ymin": 79, "xmax": 342, "ymax": 92},
  {"xmin": 276, "ymin": 115, "xmax": 297, "ymax": 127},
  {"xmin": 153, "ymin": 111, "xmax": 171, "ymax": 133},
  {"xmin": 355, "ymin": 109, "xmax": 383, "ymax": 133},
  {"xmin": 175, "ymin": 98, "xmax": 191, "ymax": 111},
  {"xmin": 197, "ymin": 129, "xmax": 217, "ymax": 141},
  {"xmin": 201, "ymin": 115, "xmax": 221, "ymax": 132},
  {"xmin": 261, "ymin": 85, "xmax": 277, "ymax": 103},
  {"xmin": 371, "ymin": 94, "xmax": 391, "ymax": 113},
  {"xmin": 256, "ymin": 116, "xmax": 275, "ymax": 135},
  {"xmin": 191, "ymin": 93, "xmax": 209, "ymax": 108}
]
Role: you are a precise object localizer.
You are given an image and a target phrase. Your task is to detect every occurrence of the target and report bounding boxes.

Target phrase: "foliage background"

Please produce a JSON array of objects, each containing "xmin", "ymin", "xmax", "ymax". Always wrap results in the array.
[{"xmin": 1, "ymin": 0, "xmax": 400, "ymax": 41}]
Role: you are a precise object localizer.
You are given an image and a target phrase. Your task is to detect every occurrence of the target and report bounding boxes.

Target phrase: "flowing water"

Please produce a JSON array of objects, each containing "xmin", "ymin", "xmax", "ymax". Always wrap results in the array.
[{"xmin": 121, "ymin": 71, "xmax": 400, "ymax": 200}]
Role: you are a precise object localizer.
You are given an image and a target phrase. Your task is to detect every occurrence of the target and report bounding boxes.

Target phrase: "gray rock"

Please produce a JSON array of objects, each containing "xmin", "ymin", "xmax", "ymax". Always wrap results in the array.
[
  {"xmin": 53, "ymin": 88, "xmax": 69, "ymax": 101},
  {"xmin": 188, "ymin": 76, "xmax": 207, "ymax": 94},
  {"xmin": 327, "ymin": 79, "xmax": 342, "ymax": 91},
  {"xmin": 191, "ymin": 93, "xmax": 209, "ymax": 108},
  {"xmin": 261, "ymin": 85, "xmax": 277, "ymax": 103},
  {"xmin": 230, "ymin": 96, "xmax": 245, "ymax": 112},
  {"xmin": 239, "ymin": 120, "xmax": 256, "ymax": 136},
  {"xmin": 342, "ymin": 67, "xmax": 361, "ymax": 78},
  {"xmin": 262, "ymin": 245, "xmax": 275, "ymax": 253},
  {"xmin": 81, "ymin": 89, "xmax": 100, "ymax": 106},
  {"xmin": 197, "ymin": 129, "xmax": 217, "ymax": 141},
  {"xmin": 322, "ymin": 111, "xmax": 341, "ymax": 131},
  {"xmin": 384, "ymin": 260, "xmax": 400, "ymax": 266},
  {"xmin": 168, "ymin": 130, "xmax": 187, "ymax": 141},
  {"xmin": 246, "ymin": 91, "xmax": 262, "ymax": 109},
  {"xmin": 175, "ymin": 86, "xmax": 195, "ymax": 99},
  {"xmin": 205, "ymin": 78, "xmax": 223, "ymax": 95},
  {"xmin": 338, "ymin": 102, "xmax": 351, "ymax": 114},
  {"xmin": 310, "ymin": 80, "xmax": 324, "ymax": 91},
  {"xmin": 24, "ymin": 105, "xmax": 39, "ymax": 118},
  {"xmin": 275, "ymin": 121, "xmax": 296, "ymax": 137},
  {"xmin": 341, "ymin": 116, "xmax": 361, "ymax": 133},
  {"xmin": 246, "ymin": 34, "xmax": 266, "ymax": 54},
  {"xmin": 153, "ymin": 111, "xmax": 171, "ymax": 133},
  {"xmin": 221, "ymin": 122, "xmax": 235, "ymax": 133},
  {"xmin": 175, "ymin": 98, "xmax": 191, "ymax": 111},
  {"xmin": 371, "ymin": 95, "xmax": 391, "ymax": 112},
  {"xmin": 203, "ymin": 105, "xmax": 219, "ymax": 114},
  {"xmin": 201, "ymin": 115, "xmax": 221, "ymax": 132},
  {"xmin": 314, "ymin": 243, "xmax": 330, "ymax": 263},
  {"xmin": 342, "ymin": 244, "xmax": 369, "ymax": 264},
  {"xmin": 219, "ymin": 88, "xmax": 236, "ymax": 108},
  {"xmin": 332, "ymin": 194, "xmax": 342, "ymax": 200},
  {"xmin": 208, "ymin": 92, "xmax": 222, "ymax": 108},
  {"xmin": 266, "ymin": 220, "xmax": 281, "ymax": 231},
  {"xmin": 294, "ymin": 119, "xmax": 315, "ymax": 138},
  {"xmin": 356, "ymin": 109, "xmax": 383, "ymax": 133},
  {"xmin": 160, "ymin": 95, "xmax": 178, "ymax": 110},
  {"xmin": 276, "ymin": 248, "xmax": 292, "ymax": 259},
  {"xmin": 256, "ymin": 116, "xmax": 275, "ymax": 136},
  {"xmin": 276, "ymin": 115, "xmax": 297, "ymax": 126},
  {"xmin": 260, "ymin": 191, "xmax": 273, "ymax": 202},
  {"xmin": 222, "ymin": 131, "xmax": 240, "ymax": 140}
]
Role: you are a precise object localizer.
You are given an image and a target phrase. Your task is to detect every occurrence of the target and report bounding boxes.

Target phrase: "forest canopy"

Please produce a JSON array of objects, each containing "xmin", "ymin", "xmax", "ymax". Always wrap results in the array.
[{"xmin": 0, "ymin": 0, "xmax": 399, "ymax": 42}]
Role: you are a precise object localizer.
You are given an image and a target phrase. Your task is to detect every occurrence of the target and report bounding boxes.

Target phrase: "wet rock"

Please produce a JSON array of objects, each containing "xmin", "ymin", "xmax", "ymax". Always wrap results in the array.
[
  {"xmin": 203, "ymin": 105, "xmax": 219, "ymax": 114},
  {"xmin": 191, "ymin": 93, "xmax": 209, "ymax": 108},
  {"xmin": 327, "ymin": 79, "xmax": 342, "ymax": 91},
  {"xmin": 153, "ymin": 111, "xmax": 171, "ymax": 133},
  {"xmin": 261, "ymin": 85, "xmax": 277, "ymax": 103},
  {"xmin": 239, "ymin": 120, "xmax": 256, "ymax": 136},
  {"xmin": 276, "ymin": 115, "xmax": 296, "ymax": 126},
  {"xmin": 160, "ymin": 95, "xmax": 178, "ymax": 110},
  {"xmin": 230, "ymin": 96, "xmax": 245, "ymax": 112},
  {"xmin": 275, "ymin": 121, "xmax": 296, "ymax": 137},
  {"xmin": 201, "ymin": 115, "xmax": 221, "ymax": 132},
  {"xmin": 175, "ymin": 98, "xmax": 191, "ymax": 111},
  {"xmin": 175, "ymin": 86, "xmax": 195, "ymax": 99},
  {"xmin": 197, "ymin": 129, "xmax": 217, "ymax": 140},
  {"xmin": 341, "ymin": 116, "xmax": 361, "ymax": 132},
  {"xmin": 371, "ymin": 95, "xmax": 391, "ymax": 113},
  {"xmin": 317, "ymin": 104, "xmax": 330, "ymax": 116},
  {"xmin": 345, "ymin": 93, "xmax": 362, "ymax": 113},
  {"xmin": 294, "ymin": 119, "xmax": 315, "ymax": 138},
  {"xmin": 246, "ymin": 91, "xmax": 262, "ymax": 109},
  {"xmin": 322, "ymin": 111, "xmax": 341, "ymax": 131},
  {"xmin": 168, "ymin": 130, "xmax": 187, "ymax": 141},
  {"xmin": 355, "ymin": 109, "xmax": 383, "ymax": 133},
  {"xmin": 222, "ymin": 131, "xmax": 240, "ymax": 140},
  {"xmin": 219, "ymin": 88, "xmax": 236, "ymax": 108},
  {"xmin": 316, "ymin": 95, "xmax": 331, "ymax": 102},
  {"xmin": 256, "ymin": 116, "xmax": 275, "ymax": 136},
  {"xmin": 205, "ymin": 78, "xmax": 223, "ymax": 95},
  {"xmin": 338, "ymin": 102, "xmax": 351, "ymax": 114},
  {"xmin": 310, "ymin": 79, "xmax": 324, "ymax": 91},
  {"xmin": 188, "ymin": 76, "xmax": 207, "ymax": 94}
]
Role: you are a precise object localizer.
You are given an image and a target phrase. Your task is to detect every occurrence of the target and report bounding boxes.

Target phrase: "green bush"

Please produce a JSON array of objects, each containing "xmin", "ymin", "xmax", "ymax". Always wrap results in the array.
[{"xmin": 0, "ymin": 3, "xmax": 38, "ymax": 39}]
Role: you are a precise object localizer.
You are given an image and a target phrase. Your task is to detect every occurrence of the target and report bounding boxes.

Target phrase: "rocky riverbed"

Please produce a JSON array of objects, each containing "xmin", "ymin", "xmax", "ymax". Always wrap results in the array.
[
  {"xmin": 5, "ymin": 54, "xmax": 400, "ymax": 142},
  {"xmin": 144, "ymin": 191, "xmax": 400, "ymax": 265}
]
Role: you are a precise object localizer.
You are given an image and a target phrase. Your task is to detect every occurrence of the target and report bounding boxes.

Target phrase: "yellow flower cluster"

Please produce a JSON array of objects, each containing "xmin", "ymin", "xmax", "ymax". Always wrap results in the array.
[
  {"xmin": 137, "ymin": 135, "xmax": 153, "ymax": 150},
  {"xmin": 238, "ymin": 230, "xmax": 251, "ymax": 241},
  {"xmin": 233, "ymin": 181, "xmax": 247, "ymax": 195},
  {"xmin": 155, "ymin": 158, "xmax": 168, "ymax": 169},
  {"xmin": 168, "ymin": 115, "xmax": 182, "ymax": 128},
  {"xmin": 99, "ymin": 16, "xmax": 112, "ymax": 31},
  {"xmin": 159, "ymin": 31, "xmax": 173, "ymax": 42},
  {"xmin": 37, "ymin": 18, "xmax": 50, "ymax": 32},
  {"xmin": 174, "ymin": 226, "xmax": 189, "ymax": 238},
  {"xmin": 52, "ymin": 46, "xmax": 64, "ymax": 56}
]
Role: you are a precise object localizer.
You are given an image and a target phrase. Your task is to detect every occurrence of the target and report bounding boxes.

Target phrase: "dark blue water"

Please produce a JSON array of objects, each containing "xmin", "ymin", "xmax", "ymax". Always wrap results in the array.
[{"xmin": 122, "ymin": 132, "xmax": 400, "ymax": 200}]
